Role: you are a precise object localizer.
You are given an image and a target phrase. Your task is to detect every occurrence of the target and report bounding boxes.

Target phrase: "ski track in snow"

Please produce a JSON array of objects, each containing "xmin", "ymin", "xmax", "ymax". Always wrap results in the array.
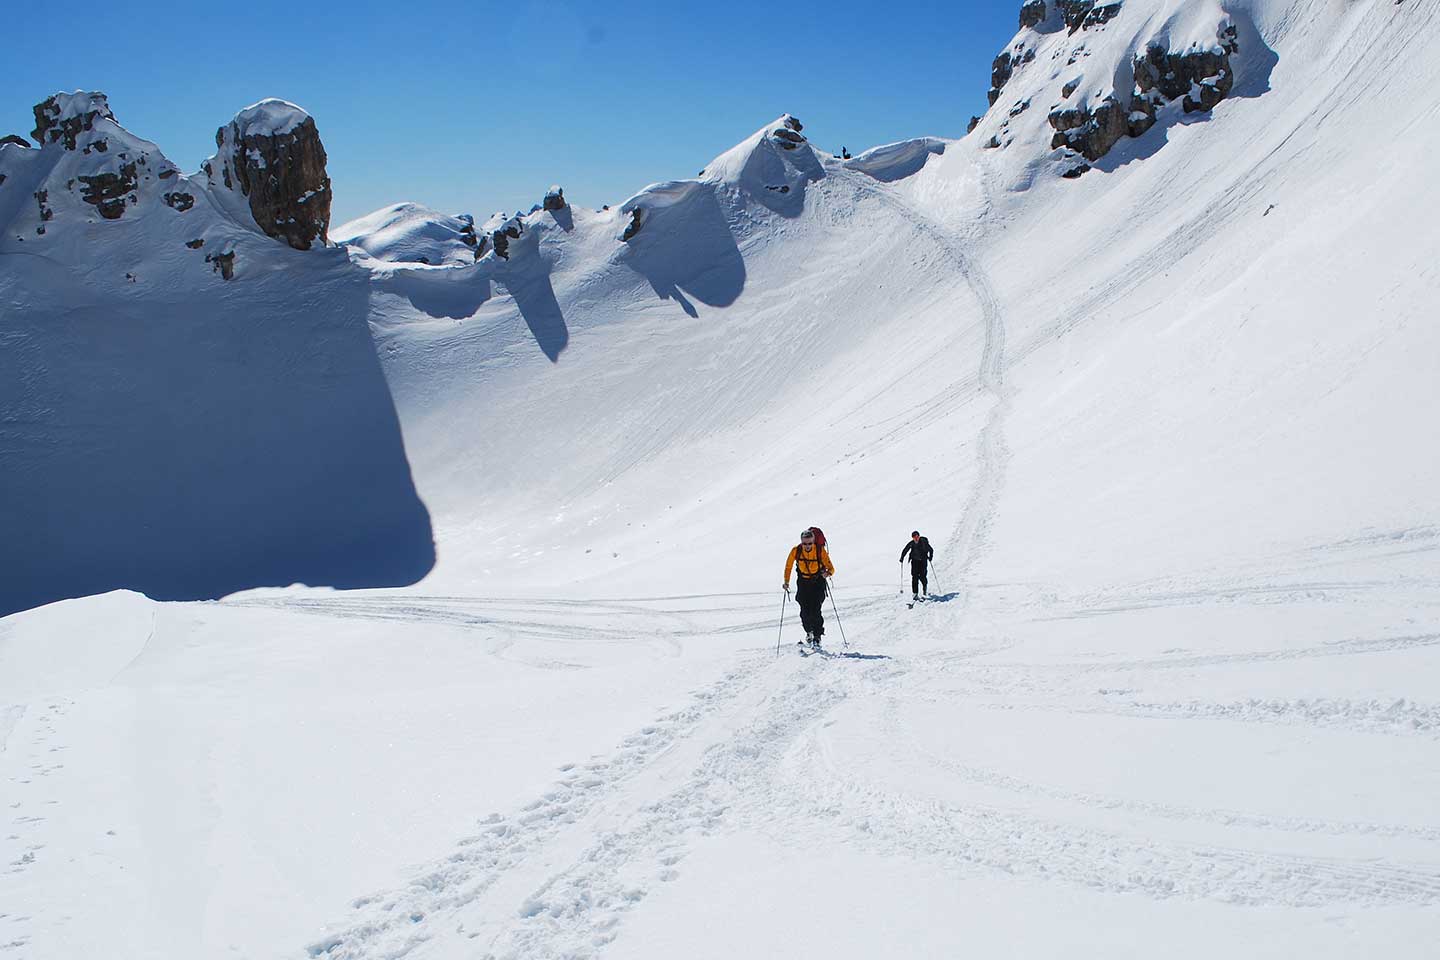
[
  {"xmin": 304, "ymin": 649, "xmax": 779, "ymax": 960},
  {"xmin": 839, "ymin": 165, "xmax": 1011, "ymax": 605}
]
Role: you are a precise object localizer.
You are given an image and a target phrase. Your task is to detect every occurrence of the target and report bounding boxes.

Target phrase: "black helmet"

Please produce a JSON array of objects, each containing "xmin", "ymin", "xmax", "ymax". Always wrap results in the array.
[{"xmin": 911, "ymin": 530, "xmax": 920, "ymax": 537}]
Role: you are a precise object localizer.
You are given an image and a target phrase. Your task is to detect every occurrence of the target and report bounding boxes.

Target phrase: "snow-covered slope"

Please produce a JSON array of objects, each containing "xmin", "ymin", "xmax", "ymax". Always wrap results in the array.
[
  {"xmin": 0, "ymin": 94, "xmax": 433, "ymax": 617},
  {"xmin": 333, "ymin": 202, "xmax": 483, "ymax": 266},
  {"xmin": 2, "ymin": 0, "xmax": 1439, "ymax": 956}
]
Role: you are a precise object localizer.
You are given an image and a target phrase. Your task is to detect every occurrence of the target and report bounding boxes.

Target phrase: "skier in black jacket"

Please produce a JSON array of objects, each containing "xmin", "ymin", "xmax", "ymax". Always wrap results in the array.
[{"xmin": 900, "ymin": 531, "xmax": 934, "ymax": 602}]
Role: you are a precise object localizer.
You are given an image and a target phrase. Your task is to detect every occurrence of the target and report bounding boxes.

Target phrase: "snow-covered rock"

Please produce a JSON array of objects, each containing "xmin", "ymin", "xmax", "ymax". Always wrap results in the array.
[
  {"xmin": 974, "ymin": 0, "xmax": 1262, "ymax": 177},
  {"xmin": 30, "ymin": 91, "xmax": 116, "ymax": 149},
  {"xmin": 203, "ymin": 98, "xmax": 332, "ymax": 250},
  {"xmin": 0, "ymin": 91, "xmax": 181, "ymax": 239},
  {"xmin": 482, "ymin": 210, "xmax": 525, "ymax": 259}
]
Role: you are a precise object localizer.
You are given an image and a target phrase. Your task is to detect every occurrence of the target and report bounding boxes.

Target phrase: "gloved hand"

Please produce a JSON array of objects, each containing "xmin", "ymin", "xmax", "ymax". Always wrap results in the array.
[{"xmin": 782, "ymin": 583, "xmax": 790, "ymax": 592}]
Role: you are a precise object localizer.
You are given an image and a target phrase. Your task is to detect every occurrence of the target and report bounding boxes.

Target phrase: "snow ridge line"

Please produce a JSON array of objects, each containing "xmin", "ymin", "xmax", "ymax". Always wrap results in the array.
[{"xmin": 303, "ymin": 654, "xmax": 774, "ymax": 960}]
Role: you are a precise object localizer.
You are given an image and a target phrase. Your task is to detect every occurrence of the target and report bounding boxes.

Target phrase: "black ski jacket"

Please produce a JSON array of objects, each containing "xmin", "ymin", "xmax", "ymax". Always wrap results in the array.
[{"xmin": 900, "ymin": 537, "xmax": 933, "ymax": 570}]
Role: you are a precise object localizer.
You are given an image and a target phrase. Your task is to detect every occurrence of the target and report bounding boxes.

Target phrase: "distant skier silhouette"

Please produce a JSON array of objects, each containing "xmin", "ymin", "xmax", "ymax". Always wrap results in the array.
[
  {"xmin": 900, "ymin": 530, "xmax": 933, "ymax": 602},
  {"xmin": 784, "ymin": 527, "xmax": 834, "ymax": 648}
]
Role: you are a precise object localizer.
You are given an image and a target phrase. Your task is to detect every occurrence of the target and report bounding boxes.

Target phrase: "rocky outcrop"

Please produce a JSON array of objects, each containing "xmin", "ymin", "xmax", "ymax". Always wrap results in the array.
[
  {"xmin": 456, "ymin": 214, "xmax": 481, "ymax": 257},
  {"xmin": 1058, "ymin": 0, "xmax": 1095, "ymax": 32},
  {"xmin": 211, "ymin": 101, "xmax": 331, "ymax": 250},
  {"xmin": 1019, "ymin": 0, "xmax": 1048, "ymax": 29},
  {"xmin": 770, "ymin": 114, "xmax": 807, "ymax": 151},
  {"xmin": 1048, "ymin": 96, "xmax": 1128, "ymax": 161},
  {"xmin": 34, "ymin": 190, "xmax": 53, "ymax": 234},
  {"xmin": 1, "ymin": 135, "xmax": 29, "ymax": 149},
  {"xmin": 1125, "ymin": 25, "xmax": 1239, "ymax": 138},
  {"xmin": 1047, "ymin": 16, "xmax": 1243, "ymax": 172},
  {"xmin": 621, "ymin": 208, "xmax": 643, "ymax": 242},
  {"xmin": 205, "ymin": 250, "xmax": 236, "ymax": 280},
  {"xmin": 77, "ymin": 160, "xmax": 139, "ymax": 219},
  {"xmin": 32, "ymin": 92, "xmax": 115, "ymax": 150},
  {"xmin": 483, "ymin": 211, "xmax": 523, "ymax": 260},
  {"xmin": 1055, "ymin": 0, "xmax": 1122, "ymax": 33},
  {"xmin": 543, "ymin": 185, "xmax": 566, "ymax": 210},
  {"xmin": 163, "ymin": 191, "xmax": 195, "ymax": 212},
  {"xmin": 1082, "ymin": 2, "xmax": 1123, "ymax": 29},
  {"xmin": 989, "ymin": 52, "xmax": 1014, "ymax": 105}
]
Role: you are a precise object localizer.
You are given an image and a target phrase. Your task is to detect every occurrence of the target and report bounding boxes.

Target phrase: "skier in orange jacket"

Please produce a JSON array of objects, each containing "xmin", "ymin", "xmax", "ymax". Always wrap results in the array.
[{"xmin": 784, "ymin": 527, "xmax": 834, "ymax": 648}]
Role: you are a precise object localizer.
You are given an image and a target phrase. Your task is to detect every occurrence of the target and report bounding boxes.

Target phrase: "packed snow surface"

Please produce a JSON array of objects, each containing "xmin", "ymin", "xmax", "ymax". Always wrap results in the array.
[{"xmin": 2, "ymin": 0, "xmax": 1439, "ymax": 957}]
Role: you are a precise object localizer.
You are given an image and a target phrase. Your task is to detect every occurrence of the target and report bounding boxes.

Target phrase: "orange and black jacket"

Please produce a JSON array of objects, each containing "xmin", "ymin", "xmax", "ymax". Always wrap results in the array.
[{"xmin": 784, "ymin": 543, "xmax": 834, "ymax": 585}]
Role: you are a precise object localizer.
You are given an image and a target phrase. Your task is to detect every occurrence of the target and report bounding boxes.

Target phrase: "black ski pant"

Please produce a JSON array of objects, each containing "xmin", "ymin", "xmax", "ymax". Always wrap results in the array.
[
  {"xmin": 911, "ymin": 566, "xmax": 928, "ymax": 596},
  {"xmin": 795, "ymin": 576, "xmax": 827, "ymax": 638}
]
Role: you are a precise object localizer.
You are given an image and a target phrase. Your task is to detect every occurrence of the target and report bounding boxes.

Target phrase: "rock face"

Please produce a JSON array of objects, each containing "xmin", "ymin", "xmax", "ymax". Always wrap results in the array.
[
  {"xmin": 32, "ymin": 92, "xmax": 115, "ymax": 150},
  {"xmin": 543, "ymin": 185, "xmax": 566, "ymax": 211},
  {"xmin": 621, "ymin": 208, "xmax": 643, "ymax": 242},
  {"xmin": 483, "ymin": 211, "xmax": 524, "ymax": 260},
  {"xmin": 1131, "ymin": 25, "xmax": 1239, "ymax": 123},
  {"xmin": 1048, "ymin": 95, "xmax": 1128, "ymax": 161},
  {"xmin": 77, "ymin": 161, "xmax": 139, "ymax": 220},
  {"xmin": 1043, "ymin": 15, "xmax": 1243, "ymax": 170},
  {"xmin": 1082, "ymin": 2, "xmax": 1123, "ymax": 29},
  {"xmin": 1058, "ymin": 0, "xmax": 1094, "ymax": 32},
  {"xmin": 205, "ymin": 249, "xmax": 236, "ymax": 280},
  {"xmin": 1, "ymin": 135, "xmax": 29, "ymax": 149},
  {"xmin": 989, "ymin": 52, "xmax": 1014, "ymax": 105},
  {"xmin": 770, "ymin": 114, "xmax": 807, "ymax": 151},
  {"xmin": 1019, "ymin": 0, "xmax": 1048, "ymax": 29},
  {"xmin": 210, "ymin": 100, "xmax": 331, "ymax": 250}
]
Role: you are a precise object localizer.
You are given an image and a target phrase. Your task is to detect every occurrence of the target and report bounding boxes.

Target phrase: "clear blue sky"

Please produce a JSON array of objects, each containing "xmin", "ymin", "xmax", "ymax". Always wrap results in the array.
[{"xmin": 6, "ymin": 1, "xmax": 1018, "ymax": 225}]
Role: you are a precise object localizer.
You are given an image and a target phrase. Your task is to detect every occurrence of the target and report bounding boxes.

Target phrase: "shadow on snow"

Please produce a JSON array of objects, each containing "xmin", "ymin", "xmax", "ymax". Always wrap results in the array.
[{"xmin": 0, "ymin": 258, "xmax": 436, "ymax": 617}]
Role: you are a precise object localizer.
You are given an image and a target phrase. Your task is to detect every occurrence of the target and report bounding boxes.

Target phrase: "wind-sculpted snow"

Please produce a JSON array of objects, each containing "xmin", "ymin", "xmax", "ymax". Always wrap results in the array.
[
  {"xmin": 843, "ymin": 137, "xmax": 947, "ymax": 182},
  {"xmin": 334, "ymin": 202, "xmax": 480, "ymax": 265}
]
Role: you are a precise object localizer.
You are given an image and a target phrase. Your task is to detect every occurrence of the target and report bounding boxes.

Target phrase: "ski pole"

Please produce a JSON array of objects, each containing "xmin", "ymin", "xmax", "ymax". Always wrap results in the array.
[
  {"xmin": 899, "ymin": 560, "xmax": 905, "ymax": 595},
  {"xmin": 775, "ymin": 587, "xmax": 789, "ymax": 657},
  {"xmin": 826, "ymin": 579, "xmax": 849, "ymax": 648}
]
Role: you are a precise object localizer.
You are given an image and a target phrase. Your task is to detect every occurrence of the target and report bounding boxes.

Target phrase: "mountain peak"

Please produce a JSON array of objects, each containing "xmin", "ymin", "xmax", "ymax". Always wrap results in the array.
[{"xmin": 31, "ymin": 90, "xmax": 116, "ymax": 150}]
